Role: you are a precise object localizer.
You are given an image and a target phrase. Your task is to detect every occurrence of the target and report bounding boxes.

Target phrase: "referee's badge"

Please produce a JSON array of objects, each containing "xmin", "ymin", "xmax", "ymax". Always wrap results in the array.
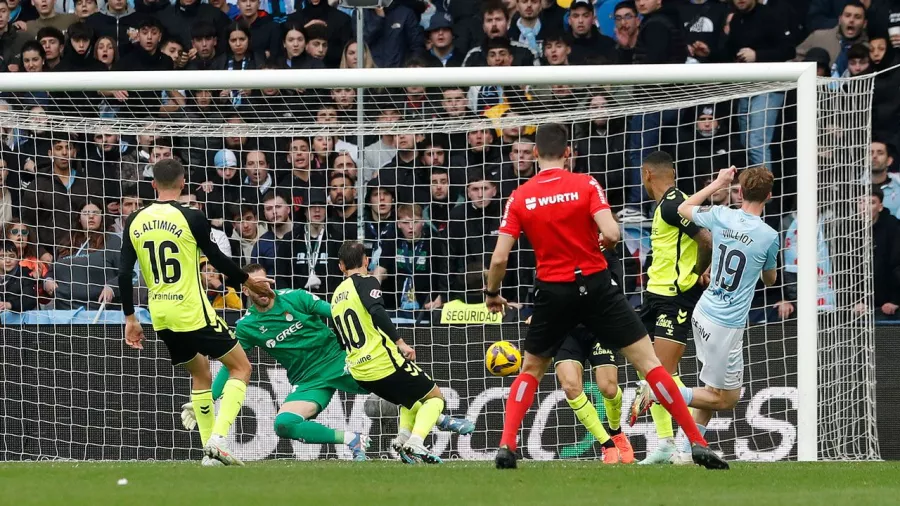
[{"xmin": 285, "ymin": 313, "xmax": 293, "ymax": 322}]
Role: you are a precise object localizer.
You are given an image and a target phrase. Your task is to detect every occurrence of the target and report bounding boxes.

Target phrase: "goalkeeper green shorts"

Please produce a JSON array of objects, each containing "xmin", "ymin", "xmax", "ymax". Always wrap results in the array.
[{"xmin": 284, "ymin": 374, "xmax": 369, "ymax": 412}]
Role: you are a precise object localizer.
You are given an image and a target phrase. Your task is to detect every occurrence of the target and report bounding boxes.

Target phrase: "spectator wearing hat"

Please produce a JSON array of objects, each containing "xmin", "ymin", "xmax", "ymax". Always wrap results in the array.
[
  {"xmin": 357, "ymin": 0, "xmax": 423, "ymax": 69},
  {"xmin": 424, "ymin": 12, "xmax": 464, "ymax": 67},
  {"xmin": 185, "ymin": 21, "xmax": 220, "ymax": 71},
  {"xmin": 27, "ymin": 0, "xmax": 77, "ymax": 37},
  {"xmin": 375, "ymin": 203, "xmax": 448, "ymax": 319},
  {"xmin": 871, "ymin": 138, "xmax": 900, "ymax": 217},
  {"xmin": 796, "ymin": 0, "xmax": 867, "ymax": 77},
  {"xmin": 566, "ymin": 0, "xmax": 616, "ymax": 64},
  {"xmin": 277, "ymin": 190, "xmax": 342, "ymax": 295},
  {"xmin": 611, "ymin": 0, "xmax": 639, "ymax": 63},
  {"xmin": 725, "ymin": 0, "xmax": 794, "ymax": 168},
  {"xmin": 197, "ymin": 148, "xmax": 242, "ymax": 221},
  {"xmin": 462, "ymin": 0, "xmax": 540, "ymax": 67},
  {"xmin": 287, "ymin": 0, "xmax": 352, "ymax": 69},
  {"xmin": 676, "ymin": 104, "xmax": 746, "ymax": 194},
  {"xmin": 678, "ymin": 0, "xmax": 728, "ymax": 64}
]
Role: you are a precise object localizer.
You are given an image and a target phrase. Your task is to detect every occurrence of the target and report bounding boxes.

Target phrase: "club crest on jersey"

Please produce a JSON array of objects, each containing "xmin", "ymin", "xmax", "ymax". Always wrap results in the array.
[
  {"xmin": 285, "ymin": 312, "xmax": 293, "ymax": 321},
  {"xmin": 370, "ymin": 289, "xmax": 382, "ymax": 299},
  {"xmin": 259, "ymin": 325, "xmax": 267, "ymax": 333}
]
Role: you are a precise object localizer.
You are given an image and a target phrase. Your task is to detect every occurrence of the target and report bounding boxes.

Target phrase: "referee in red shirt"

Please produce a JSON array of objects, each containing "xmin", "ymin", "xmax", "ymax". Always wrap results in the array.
[{"xmin": 485, "ymin": 123, "xmax": 727, "ymax": 470}]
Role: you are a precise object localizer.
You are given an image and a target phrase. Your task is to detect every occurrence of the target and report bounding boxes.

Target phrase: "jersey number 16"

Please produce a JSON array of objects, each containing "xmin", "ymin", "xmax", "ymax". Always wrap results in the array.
[
  {"xmin": 143, "ymin": 240, "xmax": 182, "ymax": 284},
  {"xmin": 334, "ymin": 308, "xmax": 365, "ymax": 351}
]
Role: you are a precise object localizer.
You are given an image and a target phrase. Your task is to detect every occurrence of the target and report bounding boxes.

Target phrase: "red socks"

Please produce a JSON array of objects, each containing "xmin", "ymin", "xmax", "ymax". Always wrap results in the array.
[
  {"xmin": 646, "ymin": 366, "xmax": 708, "ymax": 447},
  {"xmin": 500, "ymin": 372, "xmax": 539, "ymax": 451}
]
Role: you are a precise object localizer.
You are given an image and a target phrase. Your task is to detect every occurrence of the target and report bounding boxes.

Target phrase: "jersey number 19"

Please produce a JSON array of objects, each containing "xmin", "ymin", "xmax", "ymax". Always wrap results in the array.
[
  {"xmin": 713, "ymin": 244, "xmax": 746, "ymax": 292},
  {"xmin": 143, "ymin": 240, "xmax": 183, "ymax": 284},
  {"xmin": 334, "ymin": 308, "xmax": 365, "ymax": 351}
]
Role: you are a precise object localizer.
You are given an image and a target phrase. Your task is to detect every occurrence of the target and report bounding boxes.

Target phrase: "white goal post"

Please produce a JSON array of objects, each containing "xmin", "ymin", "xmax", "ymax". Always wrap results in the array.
[{"xmin": 0, "ymin": 62, "xmax": 875, "ymax": 463}]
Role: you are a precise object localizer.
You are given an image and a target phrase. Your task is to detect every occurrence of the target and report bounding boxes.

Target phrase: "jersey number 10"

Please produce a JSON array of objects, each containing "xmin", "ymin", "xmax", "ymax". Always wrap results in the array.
[
  {"xmin": 334, "ymin": 308, "xmax": 365, "ymax": 351},
  {"xmin": 143, "ymin": 240, "xmax": 182, "ymax": 284}
]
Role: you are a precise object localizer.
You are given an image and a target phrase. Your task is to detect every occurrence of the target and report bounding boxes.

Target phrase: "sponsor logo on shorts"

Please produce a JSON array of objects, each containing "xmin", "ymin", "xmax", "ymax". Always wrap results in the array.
[
  {"xmin": 677, "ymin": 309, "xmax": 688, "ymax": 324},
  {"xmin": 591, "ymin": 343, "xmax": 614, "ymax": 357},
  {"xmin": 656, "ymin": 314, "xmax": 675, "ymax": 337},
  {"xmin": 693, "ymin": 316, "xmax": 711, "ymax": 341}
]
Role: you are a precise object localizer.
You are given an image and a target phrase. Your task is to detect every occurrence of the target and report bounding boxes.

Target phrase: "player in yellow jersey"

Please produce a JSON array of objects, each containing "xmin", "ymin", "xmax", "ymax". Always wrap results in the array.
[
  {"xmin": 629, "ymin": 151, "xmax": 712, "ymax": 464},
  {"xmin": 331, "ymin": 241, "xmax": 446, "ymax": 464},
  {"xmin": 117, "ymin": 159, "xmax": 274, "ymax": 467}
]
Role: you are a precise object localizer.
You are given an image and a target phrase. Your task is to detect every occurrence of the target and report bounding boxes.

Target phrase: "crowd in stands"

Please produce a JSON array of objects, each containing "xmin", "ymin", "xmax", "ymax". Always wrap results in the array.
[{"xmin": 0, "ymin": 0, "xmax": 898, "ymax": 323}]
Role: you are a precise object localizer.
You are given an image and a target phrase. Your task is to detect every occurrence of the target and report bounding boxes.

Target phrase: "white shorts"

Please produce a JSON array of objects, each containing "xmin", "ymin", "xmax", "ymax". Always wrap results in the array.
[{"xmin": 692, "ymin": 310, "xmax": 745, "ymax": 391}]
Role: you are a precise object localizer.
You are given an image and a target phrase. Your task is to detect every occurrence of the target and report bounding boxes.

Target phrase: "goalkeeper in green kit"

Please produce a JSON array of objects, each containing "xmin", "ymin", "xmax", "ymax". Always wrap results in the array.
[{"xmin": 181, "ymin": 264, "xmax": 474, "ymax": 461}]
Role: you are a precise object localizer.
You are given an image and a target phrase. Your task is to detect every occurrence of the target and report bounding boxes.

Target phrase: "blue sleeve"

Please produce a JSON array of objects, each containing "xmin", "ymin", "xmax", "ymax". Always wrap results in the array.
[
  {"xmin": 692, "ymin": 205, "xmax": 722, "ymax": 231},
  {"xmin": 764, "ymin": 233, "xmax": 779, "ymax": 271}
]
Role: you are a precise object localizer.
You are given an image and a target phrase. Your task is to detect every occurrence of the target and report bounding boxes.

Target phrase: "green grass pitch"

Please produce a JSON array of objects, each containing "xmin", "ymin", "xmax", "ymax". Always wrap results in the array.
[{"xmin": 2, "ymin": 461, "xmax": 898, "ymax": 506}]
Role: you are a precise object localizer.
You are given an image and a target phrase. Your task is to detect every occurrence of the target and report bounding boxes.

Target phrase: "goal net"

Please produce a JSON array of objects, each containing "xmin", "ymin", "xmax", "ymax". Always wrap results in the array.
[{"xmin": 0, "ymin": 65, "xmax": 879, "ymax": 462}]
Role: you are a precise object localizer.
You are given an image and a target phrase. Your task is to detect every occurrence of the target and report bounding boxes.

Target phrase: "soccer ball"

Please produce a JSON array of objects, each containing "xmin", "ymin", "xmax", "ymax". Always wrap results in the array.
[{"xmin": 485, "ymin": 341, "xmax": 522, "ymax": 377}]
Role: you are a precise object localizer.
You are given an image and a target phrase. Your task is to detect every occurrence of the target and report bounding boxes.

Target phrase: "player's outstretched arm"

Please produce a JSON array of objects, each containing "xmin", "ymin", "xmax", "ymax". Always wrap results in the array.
[
  {"xmin": 184, "ymin": 207, "xmax": 275, "ymax": 297},
  {"xmin": 678, "ymin": 166, "xmax": 737, "ymax": 221}
]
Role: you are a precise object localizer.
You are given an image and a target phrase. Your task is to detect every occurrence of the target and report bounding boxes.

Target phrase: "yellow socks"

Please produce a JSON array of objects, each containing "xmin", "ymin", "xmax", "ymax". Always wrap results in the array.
[
  {"xmin": 568, "ymin": 392, "xmax": 610, "ymax": 444},
  {"xmin": 411, "ymin": 398, "xmax": 445, "ymax": 440},
  {"xmin": 212, "ymin": 378, "xmax": 247, "ymax": 438},
  {"xmin": 191, "ymin": 389, "xmax": 215, "ymax": 446},
  {"xmin": 604, "ymin": 387, "xmax": 623, "ymax": 431}
]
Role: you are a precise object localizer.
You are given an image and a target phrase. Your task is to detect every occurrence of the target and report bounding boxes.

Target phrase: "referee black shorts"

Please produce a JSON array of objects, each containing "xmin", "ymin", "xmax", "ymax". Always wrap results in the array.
[
  {"xmin": 356, "ymin": 360, "xmax": 436, "ymax": 409},
  {"xmin": 156, "ymin": 317, "xmax": 239, "ymax": 366},
  {"xmin": 554, "ymin": 326, "xmax": 618, "ymax": 369},
  {"xmin": 527, "ymin": 268, "xmax": 647, "ymax": 358}
]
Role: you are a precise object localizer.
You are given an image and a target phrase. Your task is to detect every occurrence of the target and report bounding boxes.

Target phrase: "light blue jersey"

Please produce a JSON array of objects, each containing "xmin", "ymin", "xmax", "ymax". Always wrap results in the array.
[{"xmin": 692, "ymin": 206, "xmax": 779, "ymax": 328}]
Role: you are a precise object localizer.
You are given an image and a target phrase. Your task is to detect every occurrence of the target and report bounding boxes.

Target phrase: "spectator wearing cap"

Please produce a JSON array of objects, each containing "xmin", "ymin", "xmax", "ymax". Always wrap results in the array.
[
  {"xmin": 235, "ymin": 0, "xmax": 280, "ymax": 59},
  {"xmin": 37, "ymin": 26, "xmax": 64, "ymax": 69},
  {"xmin": 0, "ymin": 2, "xmax": 30, "ymax": 68},
  {"xmin": 84, "ymin": 0, "xmax": 143, "ymax": 57},
  {"xmin": 725, "ymin": 0, "xmax": 794, "ymax": 168},
  {"xmin": 356, "ymin": 0, "xmax": 423, "ymax": 69},
  {"xmin": 573, "ymin": 91, "xmax": 627, "ymax": 212},
  {"xmin": 566, "ymin": 0, "xmax": 616, "ymax": 64},
  {"xmin": 678, "ymin": 0, "xmax": 728, "ymax": 64},
  {"xmin": 369, "ymin": 132, "xmax": 431, "ymax": 206},
  {"xmin": 27, "ymin": 0, "xmax": 78, "ymax": 37},
  {"xmin": 375, "ymin": 203, "xmax": 448, "ymax": 319},
  {"xmin": 277, "ymin": 190, "xmax": 341, "ymax": 295},
  {"xmin": 184, "ymin": 21, "xmax": 219, "ymax": 71},
  {"xmin": 871, "ymin": 139, "xmax": 900, "ymax": 217},
  {"xmin": 198, "ymin": 148, "xmax": 242, "ymax": 221},
  {"xmin": 287, "ymin": 0, "xmax": 352, "ymax": 69},
  {"xmin": 803, "ymin": 46, "xmax": 832, "ymax": 76},
  {"xmin": 462, "ymin": 0, "xmax": 540, "ymax": 67},
  {"xmin": 424, "ymin": 12, "xmax": 464, "ymax": 67},
  {"xmin": 611, "ymin": 0, "xmax": 639, "ymax": 64},
  {"xmin": 796, "ymin": 0, "xmax": 867, "ymax": 77},
  {"xmin": 507, "ymin": 0, "xmax": 549, "ymax": 55},
  {"xmin": 675, "ymin": 104, "xmax": 746, "ymax": 194}
]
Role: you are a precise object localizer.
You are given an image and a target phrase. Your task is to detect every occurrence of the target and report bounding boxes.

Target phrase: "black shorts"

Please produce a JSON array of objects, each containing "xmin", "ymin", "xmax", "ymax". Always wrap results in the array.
[
  {"xmin": 356, "ymin": 360, "xmax": 436, "ymax": 409},
  {"xmin": 639, "ymin": 289, "xmax": 701, "ymax": 346},
  {"xmin": 156, "ymin": 318, "xmax": 239, "ymax": 366},
  {"xmin": 555, "ymin": 326, "xmax": 618, "ymax": 368},
  {"xmin": 527, "ymin": 268, "xmax": 647, "ymax": 358}
]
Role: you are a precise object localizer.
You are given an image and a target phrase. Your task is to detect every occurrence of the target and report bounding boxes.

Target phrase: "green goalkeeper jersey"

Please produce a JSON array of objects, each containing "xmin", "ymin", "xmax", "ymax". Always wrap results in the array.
[{"xmin": 234, "ymin": 288, "xmax": 347, "ymax": 388}]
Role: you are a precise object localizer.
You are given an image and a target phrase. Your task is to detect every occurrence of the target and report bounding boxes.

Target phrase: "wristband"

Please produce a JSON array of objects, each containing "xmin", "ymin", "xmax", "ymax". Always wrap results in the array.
[{"xmin": 483, "ymin": 289, "xmax": 500, "ymax": 297}]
